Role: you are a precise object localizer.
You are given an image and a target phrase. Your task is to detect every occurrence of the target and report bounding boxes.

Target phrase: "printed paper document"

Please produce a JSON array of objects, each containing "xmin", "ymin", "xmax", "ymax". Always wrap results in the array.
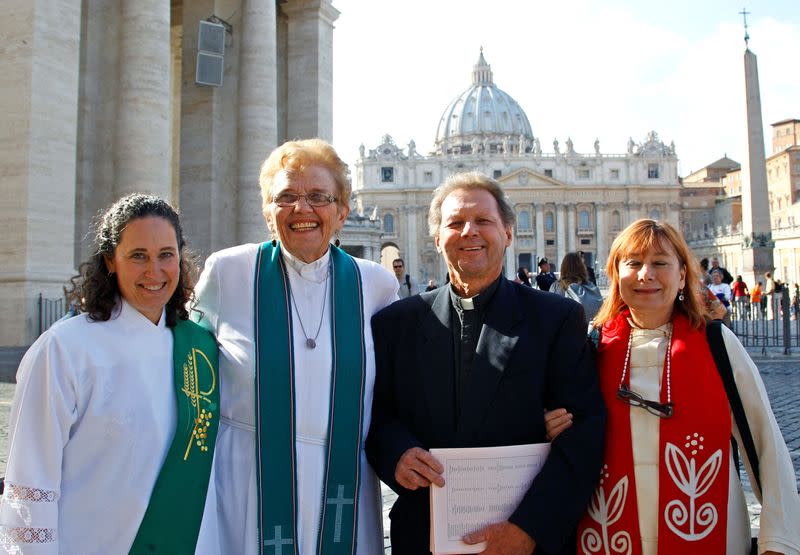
[{"xmin": 429, "ymin": 443, "xmax": 551, "ymax": 554}]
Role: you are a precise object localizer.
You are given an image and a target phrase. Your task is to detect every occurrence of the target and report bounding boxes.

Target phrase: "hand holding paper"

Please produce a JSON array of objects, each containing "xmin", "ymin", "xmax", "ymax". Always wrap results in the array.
[{"xmin": 463, "ymin": 521, "xmax": 535, "ymax": 555}]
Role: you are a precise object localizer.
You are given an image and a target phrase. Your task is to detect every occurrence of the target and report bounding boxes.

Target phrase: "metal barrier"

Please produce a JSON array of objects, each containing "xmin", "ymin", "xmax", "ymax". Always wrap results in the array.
[
  {"xmin": 38, "ymin": 293, "xmax": 65, "ymax": 336},
  {"xmin": 729, "ymin": 289, "xmax": 799, "ymax": 355}
]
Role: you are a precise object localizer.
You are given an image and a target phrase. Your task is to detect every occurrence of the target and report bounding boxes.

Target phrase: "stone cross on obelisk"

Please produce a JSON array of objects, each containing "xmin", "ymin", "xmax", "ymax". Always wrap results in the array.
[{"xmin": 739, "ymin": 9, "xmax": 774, "ymax": 286}]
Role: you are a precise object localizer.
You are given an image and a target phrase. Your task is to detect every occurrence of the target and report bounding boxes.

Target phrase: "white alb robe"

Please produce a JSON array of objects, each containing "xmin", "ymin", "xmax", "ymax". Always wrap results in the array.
[
  {"xmin": 193, "ymin": 244, "xmax": 398, "ymax": 555},
  {"xmin": 628, "ymin": 322, "xmax": 800, "ymax": 555},
  {"xmin": 0, "ymin": 300, "xmax": 216, "ymax": 554}
]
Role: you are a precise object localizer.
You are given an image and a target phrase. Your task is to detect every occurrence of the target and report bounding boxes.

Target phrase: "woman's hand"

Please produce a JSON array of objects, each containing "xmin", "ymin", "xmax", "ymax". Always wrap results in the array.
[{"xmin": 544, "ymin": 408, "xmax": 573, "ymax": 441}]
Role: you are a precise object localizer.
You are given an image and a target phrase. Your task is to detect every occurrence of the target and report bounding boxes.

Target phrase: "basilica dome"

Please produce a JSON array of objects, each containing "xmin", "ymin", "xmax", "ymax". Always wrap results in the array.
[{"xmin": 435, "ymin": 50, "xmax": 533, "ymax": 155}]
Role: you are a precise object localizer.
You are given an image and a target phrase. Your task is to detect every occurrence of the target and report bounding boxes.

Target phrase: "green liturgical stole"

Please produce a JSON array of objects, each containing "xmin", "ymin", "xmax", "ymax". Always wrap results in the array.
[
  {"xmin": 129, "ymin": 318, "xmax": 220, "ymax": 554},
  {"xmin": 254, "ymin": 242, "xmax": 366, "ymax": 555}
]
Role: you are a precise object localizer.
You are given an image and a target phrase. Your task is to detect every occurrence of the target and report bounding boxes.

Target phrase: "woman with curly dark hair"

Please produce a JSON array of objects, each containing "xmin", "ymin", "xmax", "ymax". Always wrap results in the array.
[{"xmin": 0, "ymin": 194, "xmax": 220, "ymax": 553}]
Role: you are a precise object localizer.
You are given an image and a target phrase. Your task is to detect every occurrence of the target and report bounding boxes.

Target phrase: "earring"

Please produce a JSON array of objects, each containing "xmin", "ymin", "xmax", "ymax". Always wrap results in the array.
[
  {"xmin": 271, "ymin": 238, "xmax": 277, "ymax": 247},
  {"xmin": 678, "ymin": 288, "xmax": 685, "ymax": 301},
  {"xmin": 334, "ymin": 234, "xmax": 341, "ymax": 247}
]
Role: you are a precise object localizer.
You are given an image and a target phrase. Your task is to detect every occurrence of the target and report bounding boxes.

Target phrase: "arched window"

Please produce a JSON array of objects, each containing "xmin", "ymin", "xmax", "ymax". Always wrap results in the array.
[
  {"xmin": 545, "ymin": 211, "xmax": 554, "ymax": 232},
  {"xmin": 649, "ymin": 208, "xmax": 661, "ymax": 221},
  {"xmin": 383, "ymin": 213, "xmax": 394, "ymax": 234},
  {"xmin": 579, "ymin": 210, "xmax": 590, "ymax": 230},
  {"xmin": 611, "ymin": 210, "xmax": 621, "ymax": 230},
  {"xmin": 518, "ymin": 210, "xmax": 531, "ymax": 231}
]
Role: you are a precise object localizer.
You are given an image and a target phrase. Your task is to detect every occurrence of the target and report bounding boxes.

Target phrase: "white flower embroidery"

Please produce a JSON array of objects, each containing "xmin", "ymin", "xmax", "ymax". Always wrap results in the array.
[
  {"xmin": 581, "ymin": 468, "xmax": 632, "ymax": 555},
  {"xmin": 664, "ymin": 436, "xmax": 722, "ymax": 541}
]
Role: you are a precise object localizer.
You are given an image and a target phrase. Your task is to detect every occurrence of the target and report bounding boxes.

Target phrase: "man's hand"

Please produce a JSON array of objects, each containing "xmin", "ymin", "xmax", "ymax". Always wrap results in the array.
[
  {"xmin": 394, "ymin": 447, "xmax": 445, "ymax": 490},
  {"xmin": 463, "ymin": 521, "xmax": 535, "ymax": 555},
  {"xmin": 544, "ymin": 408, "xmax": 573, "ymax": 441}
]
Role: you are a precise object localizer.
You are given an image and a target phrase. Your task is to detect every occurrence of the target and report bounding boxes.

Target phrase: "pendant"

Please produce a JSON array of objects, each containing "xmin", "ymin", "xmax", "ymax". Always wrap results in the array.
[{"xmin": 306, "ymin": 338, "xmax": 316, "ymax": 349}]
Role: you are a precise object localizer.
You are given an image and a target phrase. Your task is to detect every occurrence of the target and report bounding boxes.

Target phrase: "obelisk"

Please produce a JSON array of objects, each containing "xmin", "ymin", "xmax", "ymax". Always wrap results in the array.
[{"xmin": 739, "ymin": 10, "xmax": 773, "ymax": 286}]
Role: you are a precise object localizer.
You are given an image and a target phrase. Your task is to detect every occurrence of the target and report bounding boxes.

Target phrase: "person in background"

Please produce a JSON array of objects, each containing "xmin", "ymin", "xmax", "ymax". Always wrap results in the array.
[
  {"xmin": 393, "ymin": 257, "xmax": 422, "ymax": 298},
  {"xmin": 708, "ymin": 269, "xmax": 733, "ymax": 327},
  {"xmin": 792, "ymin": 283, "xmax": 800, "ymax": 320},
  {"xmin": 579, "ymin": 250, "xmax": 597, "ymax": 285},
  {"xmin": 751, "ymin": 280, "xmax": 764, "ymax": 319},
  {"xmin": 517, "ymin": 267, "xmax": 532, "ymax": 287},
  {"xmin": 425, "ymin": 279, "xmax": 438, "ymax": 292},
  {"xmin": 193, "ymin": 139, "xmax": 397, "ymax": 554},
  {"xmin": 545, "ymin": 218, "xmax": 800, "ymax": 554},
  {"xmin": 0, "ymin": 194, "xmax": 219, "ymax": 553},
  {"xmin": 711, "ymin": 256, "xmax": 734, "ymax": 284},
  {"xmin": 549, "ymin": 252, "xmax": 604, "ymax": 324},
  {"xmin": 699, "ymin": 257, "xmax": 713, "ymax": 285},
  {"xmin": 535, "ymin": 257, "xmax": 557, "ymax": 291},
  {"xmin": 732, "ymin": 275, "xmax": 750, "ymax": 319},
  {"xmin": 765, "ymin": 271, "xmax": 776, "ymax": 320}
]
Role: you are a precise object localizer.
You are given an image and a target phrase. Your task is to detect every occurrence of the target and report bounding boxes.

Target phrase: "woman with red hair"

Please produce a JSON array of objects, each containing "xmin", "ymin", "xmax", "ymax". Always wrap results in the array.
[{"xmin": 546, "ymin": 219, "xmax": 799, "ymax": 554}]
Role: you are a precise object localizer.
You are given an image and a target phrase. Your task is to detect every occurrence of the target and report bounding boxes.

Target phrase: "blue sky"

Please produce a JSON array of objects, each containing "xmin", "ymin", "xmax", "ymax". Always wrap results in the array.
[{"xmin": 331, "ymin": 0, "xmax": 799, "ymax": 177}]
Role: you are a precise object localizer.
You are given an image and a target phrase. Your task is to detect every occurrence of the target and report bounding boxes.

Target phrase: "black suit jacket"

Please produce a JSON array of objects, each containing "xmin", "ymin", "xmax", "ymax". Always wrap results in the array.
[{"xmin": 366, "ymin": 278, "xmax": 606, "ymax": 554}]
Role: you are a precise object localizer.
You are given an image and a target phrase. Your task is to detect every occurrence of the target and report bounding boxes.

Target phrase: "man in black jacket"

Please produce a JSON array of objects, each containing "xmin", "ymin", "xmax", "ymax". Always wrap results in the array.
[
  {"xmin": 366, "ymin": 172, "xmax": 606, "ymax": 555},
  {"xmin": 535, "ymin": 257, "xmax": 556, "ymax": 291}
]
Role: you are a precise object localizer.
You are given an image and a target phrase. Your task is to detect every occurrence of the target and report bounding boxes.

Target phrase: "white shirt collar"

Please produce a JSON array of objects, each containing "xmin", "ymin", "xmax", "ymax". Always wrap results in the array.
[
  {"xmin": 115, "ymin": 297, "xmax": 167, "ymax": 329},
  {"xmin": 281, "ymin": 247, "xmax": 331, "ymax": 283}
]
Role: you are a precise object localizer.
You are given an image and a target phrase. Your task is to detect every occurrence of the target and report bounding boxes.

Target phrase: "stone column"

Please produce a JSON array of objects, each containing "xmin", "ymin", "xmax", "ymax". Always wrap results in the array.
[
  {"xmin": 556, "ymin": 203, "xmax": 566, "ymax": 268},
  {"xmin": 505, "ymin": 231, "xmax": 517, "ymax": 279},
  {"xmin": 595, "ymin": 204, "xmax": 607, "ymax": 271},
  {"xmin": 115, "ymin": 0, "xmax": 171, "ymax": 198},
  {"xmin": 405, "ymin": 206, "xmax": 419, "ymax": 280},
  {"xmin": 282, "ymin": 0, "xmax": 339, "ymax": 141},
  {"xmin": 567, "ymin": 204, "xmax": 576, "ymax": 252},
  {"xmin": 1, "ymin": 0, "xmax": 81, "ymax": 345},
  {"xmin": 535, "ymin": 203, "xmax": 545, "ymax": 262},
  {"xmin": 238, "ymin": 0, "xmax": 278, "ymax": 244}
]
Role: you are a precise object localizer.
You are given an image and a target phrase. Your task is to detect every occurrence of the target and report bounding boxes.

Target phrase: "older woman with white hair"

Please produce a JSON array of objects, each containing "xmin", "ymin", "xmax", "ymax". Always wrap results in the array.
[{"xmin": 193, "ymin": 139, "xmax": 397, "ymax": 554}]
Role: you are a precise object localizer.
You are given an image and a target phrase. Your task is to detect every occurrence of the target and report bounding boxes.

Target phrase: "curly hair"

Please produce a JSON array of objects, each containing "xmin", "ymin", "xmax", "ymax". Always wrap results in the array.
[{"xmin": 68, "ymin": 194, "xmax": 196, "ymax": 327}]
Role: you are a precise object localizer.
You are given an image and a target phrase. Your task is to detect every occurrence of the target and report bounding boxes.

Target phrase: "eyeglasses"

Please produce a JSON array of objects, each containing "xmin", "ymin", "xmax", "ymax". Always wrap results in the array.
[
  {"xmin": 616, "ymin": 384, "xmax": 674, "ymax": 418},
  {"xmin": 393, "ymin": 265, "xmax": 403, "ymax": 269},
  {"xmin": 272, "ymin": 191, "xmax": 337, "ymax": 207}
]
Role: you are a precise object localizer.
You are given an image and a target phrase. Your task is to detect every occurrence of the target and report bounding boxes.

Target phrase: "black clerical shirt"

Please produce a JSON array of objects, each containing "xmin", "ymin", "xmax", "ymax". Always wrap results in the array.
[{"xmin": 448, "ymin": 276, "xmax": 501, "ymax": 421}]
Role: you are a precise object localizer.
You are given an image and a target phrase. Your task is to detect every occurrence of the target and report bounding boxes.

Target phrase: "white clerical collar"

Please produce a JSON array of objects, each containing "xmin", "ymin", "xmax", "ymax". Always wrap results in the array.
[{"xmin": 281, "ymin": 247, "xmax": 331, "ymax": 283}]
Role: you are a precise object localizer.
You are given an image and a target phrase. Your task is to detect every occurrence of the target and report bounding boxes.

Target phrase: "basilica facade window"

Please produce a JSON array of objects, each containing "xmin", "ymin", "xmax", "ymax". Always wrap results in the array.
[
  {"xmin": 579, "ymin": 210, "xmax": 591, "ymax": 230},
  {"xmin": 611, "ymin": 210, "xmax": 621, "ymax": 231},
  {"xmin": 518, "ymin": 210, "xmax": 531, "ymax": 232},
  {"xmin": 381, "ymin": 167, "xmax": 394, "ymax": 182},
  {"xmin": 383, "ymin": 213, "xmax": 395, "ymax": 234},
  {"xmin": 648, "ymin": 164, "xmax": 660, "ymax": 179},
  {"xmin": 545, "ymin": 211, "xmax": 554, "ymax": 232}
]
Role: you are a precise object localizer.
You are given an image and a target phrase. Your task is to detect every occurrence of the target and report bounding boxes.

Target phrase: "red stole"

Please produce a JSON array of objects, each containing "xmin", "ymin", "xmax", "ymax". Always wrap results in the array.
[{"xmin": 577, "ymin": 312, "xmax": 730, "ymax": 554}]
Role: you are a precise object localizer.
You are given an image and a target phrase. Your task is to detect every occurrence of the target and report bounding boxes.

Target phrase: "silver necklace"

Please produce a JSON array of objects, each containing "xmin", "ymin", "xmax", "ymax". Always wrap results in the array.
[{"xmin": 289, "ymin": 262, "xmax": 330, "ymax": 349}]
